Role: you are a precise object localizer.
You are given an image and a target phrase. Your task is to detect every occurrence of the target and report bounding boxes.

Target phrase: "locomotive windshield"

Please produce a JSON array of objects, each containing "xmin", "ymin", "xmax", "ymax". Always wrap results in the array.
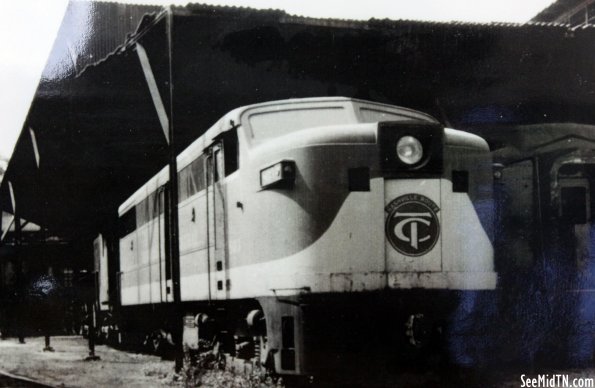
[
  {"xmin": 247, "ymin": 106, "xmax": 351, "ymax": 144},
  {"xmin": 359, "ymin": 108, "xmax": 422, "ymax": 123},
  {"xmin": 244, "ymin": 99, "xmax": 437, "ymax": 145}
]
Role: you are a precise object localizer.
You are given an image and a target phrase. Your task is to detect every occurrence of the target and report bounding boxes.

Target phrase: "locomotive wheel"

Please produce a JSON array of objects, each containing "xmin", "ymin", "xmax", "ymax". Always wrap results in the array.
[
  {"xmin": 151, "ymin": 333, "xmax": 163, "ymax": 354},
  {"xmin": 246, "ymin": 310, "xmax": 270, "ymax": 368},
  {"xmin": 400, "ymin": 313, "xmax": 449, "ymax": 368},
  {"xmin": 145, "ymin": 330, "xmax": 168, "ymax": 355},
  {"xmin": 95, "ymin": 328, "xmax": 106, "ymax": 345},
  {"xmin": 107, "ymin": 326, "xmax": 120, "ymax": 346},
  {"xmin": 405, "ymin": 313, "xmax": 431, "ymax": 348}
]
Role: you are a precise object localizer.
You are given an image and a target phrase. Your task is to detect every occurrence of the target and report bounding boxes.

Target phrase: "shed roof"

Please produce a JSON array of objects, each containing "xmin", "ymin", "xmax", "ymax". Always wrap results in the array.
[
  {"xmin": 531, "ymin": 0, "xmax": 586, "ymax": 23},
  {"xmin": 2, "ymin": 2, "xmax": 595, "ymax": 240}
]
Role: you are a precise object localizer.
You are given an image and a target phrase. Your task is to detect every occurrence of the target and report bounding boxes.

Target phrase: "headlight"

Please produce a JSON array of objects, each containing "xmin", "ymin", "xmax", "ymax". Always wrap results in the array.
[
  {"xmin": 260, "ymin": 160, "xmax": 296, "ymax": 189},
  {"xmin": 377, "ymin": 122, "xmax": 443, "ymax": 175},
  {"xmin": 396, "ymin": 136, "xmax": 423, "ymax": 165}
]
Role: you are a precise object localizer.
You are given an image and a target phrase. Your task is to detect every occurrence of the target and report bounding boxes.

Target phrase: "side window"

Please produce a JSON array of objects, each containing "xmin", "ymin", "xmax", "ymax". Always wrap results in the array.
[
  {"xmin": 192, "ymin": 156, "xmax": 206, "ymax": 191},
  {"xmin": 119, "ymin": 207, "xmax": 136, "ymax": 238},
  {"xmin": 178, "ymin": 155, "xmax": 206, "ymax": 202},
  {"xmin": 154, "ymin": 188, "xmax": 165, "ymax": 217},
  {"xmin": 146, "ymin": 190, "xmax": 165, "ymax": 219},
  {"xmin": 222, "ymin": 129, "xmax": 239, "ymax": 176},
  {"xmin": 130, "ymin": 189, "xmax": 166, "ymax": 227},
  {"xmin": 146, "ymin": 191, "xmax": 156, "ymax": 220},
  {"xmin": 178, "ymin": 165, "xmax": 195, "ymax": 203},
  {"xmin": 136, "ymin": 198, "xmax": 148, "ymax": 227}
]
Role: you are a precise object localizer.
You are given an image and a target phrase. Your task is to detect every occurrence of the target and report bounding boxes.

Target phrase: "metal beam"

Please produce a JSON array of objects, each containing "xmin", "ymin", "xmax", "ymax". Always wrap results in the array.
[
  {"xmin": 29, "ymin": 127, "xmax": 40, "ymax": 169},
  {"xmin": 0, "ymin": 215, "xmax": 15, "ymax": 243},
  {"xmin": 8, "ymin": 181, "xmax": 15, "ymax": 213},
  {"xmin": 136, "ymin": 42, "xmax": 170, "ymax": 144}
]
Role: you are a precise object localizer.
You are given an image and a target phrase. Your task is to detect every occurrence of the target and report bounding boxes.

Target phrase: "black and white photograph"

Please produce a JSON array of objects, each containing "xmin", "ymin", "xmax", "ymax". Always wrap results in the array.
[{"xmin": 0, "ymin": 0, "xmax": 594, "ymax": 386}]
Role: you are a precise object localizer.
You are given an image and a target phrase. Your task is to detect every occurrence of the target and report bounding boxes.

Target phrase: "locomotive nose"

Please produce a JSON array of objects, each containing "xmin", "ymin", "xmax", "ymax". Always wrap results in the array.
[{"xmin": 378, "ymin": 121, "xmax": 446, "ymax": 274}]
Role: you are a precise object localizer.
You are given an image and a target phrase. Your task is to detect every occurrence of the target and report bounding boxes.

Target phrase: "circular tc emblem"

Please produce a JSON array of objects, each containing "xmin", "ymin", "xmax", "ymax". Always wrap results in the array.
[{"xmin": 385, "ymin": 194, "xmax": 440, "ymax": 256}]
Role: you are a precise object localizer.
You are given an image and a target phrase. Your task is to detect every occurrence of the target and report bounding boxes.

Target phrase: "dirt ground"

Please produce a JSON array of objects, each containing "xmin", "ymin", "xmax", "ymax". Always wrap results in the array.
[
  {"xmin": 0, "ymin": 336, "xmax": 177, "ymax": 387},
  {"xmin": 0, "ymin": 336, "xmax": 594, "ymax": 387},
  {"xmin": 0, "ymin": 336, "xmax": 280, "ymax": 388}
]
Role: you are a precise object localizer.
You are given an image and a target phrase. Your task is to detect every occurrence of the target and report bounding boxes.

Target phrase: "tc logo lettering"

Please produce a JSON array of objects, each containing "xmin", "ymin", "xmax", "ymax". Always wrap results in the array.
[{"xmin": 385, "ymin": 194, "xmax": 440, "ymax": 256}]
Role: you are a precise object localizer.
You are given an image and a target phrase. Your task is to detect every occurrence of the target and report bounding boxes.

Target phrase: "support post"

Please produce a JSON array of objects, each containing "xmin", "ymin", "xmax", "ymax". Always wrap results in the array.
[
  {"xmin": 165, "ymin": 7, "xmax": 184, "ymax": 373},
  {"xmin": 13, "ymin": 191, "xmax": 25, "ymax": 345},
  {"xmin": 136, "ymin": 7, "xmax": 182, "ymax": 371},
  {"xmin": 30, "ymin": 128, "xmax": 54, "ymax": 352},
  {"xmin": 43, "ymin": 267, "xmax": 54, "ymax": 352},
  {"xmin": 85, "ymin": 271, "xmax": 100, "ymax": 361},
  {"xmin": 44, "ymin": 334, "xmax": 54, "ymax": 352}
]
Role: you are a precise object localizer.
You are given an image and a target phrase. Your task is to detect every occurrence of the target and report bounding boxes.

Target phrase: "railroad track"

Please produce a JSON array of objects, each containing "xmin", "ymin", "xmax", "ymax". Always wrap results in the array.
[{"xmin": 0, "ymin": 371, "xmax": 53, "ymax": 387}]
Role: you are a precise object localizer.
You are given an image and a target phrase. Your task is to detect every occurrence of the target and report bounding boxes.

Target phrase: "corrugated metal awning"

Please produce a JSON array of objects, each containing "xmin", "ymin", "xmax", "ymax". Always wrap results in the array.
[{"xmin": 2, "ymin": 2, "xmax": 595, "ymax": 239}]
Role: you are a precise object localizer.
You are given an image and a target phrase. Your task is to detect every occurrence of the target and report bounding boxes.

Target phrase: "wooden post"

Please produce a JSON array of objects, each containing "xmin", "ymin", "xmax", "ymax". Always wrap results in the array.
[
  {"xmin": 12, "ymin": 186, "xmax": 25, "ymax": 345},
  {"xmin": 166, "ymin": 7, "xmax": 183, "ymax": 373},
  {"xmin": 85, "ymin": 271, "xmax": 100, "ymax": 361}
]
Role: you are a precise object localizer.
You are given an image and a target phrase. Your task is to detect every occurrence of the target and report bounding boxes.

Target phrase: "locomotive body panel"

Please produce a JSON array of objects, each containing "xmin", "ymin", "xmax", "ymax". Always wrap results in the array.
[
  {"xmin": 117, "ymin": 97, "xmax": 496, "ymax": 306},
  {"xmin": 227, "ymin": 175, "xmax": 388, "ymax": 297}
]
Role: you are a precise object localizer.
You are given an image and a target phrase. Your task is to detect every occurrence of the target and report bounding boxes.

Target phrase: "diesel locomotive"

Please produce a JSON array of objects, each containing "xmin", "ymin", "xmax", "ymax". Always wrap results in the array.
[{"xmin": 94, "ymin": 97, "xmax": 496, "ymax": 375}]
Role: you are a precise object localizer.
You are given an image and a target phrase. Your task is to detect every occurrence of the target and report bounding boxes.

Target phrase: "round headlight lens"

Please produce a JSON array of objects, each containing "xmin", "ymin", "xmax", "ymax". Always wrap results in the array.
[{"xmin": 396, "ymin": 136, "xmax": 423, "ymax": 165}]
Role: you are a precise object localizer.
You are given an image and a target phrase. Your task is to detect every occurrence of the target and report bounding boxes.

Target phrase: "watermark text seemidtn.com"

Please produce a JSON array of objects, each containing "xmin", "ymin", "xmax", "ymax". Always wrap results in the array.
[{"xmin": 521, "ymin": 374, "xmax": 594, "ymax": 388}]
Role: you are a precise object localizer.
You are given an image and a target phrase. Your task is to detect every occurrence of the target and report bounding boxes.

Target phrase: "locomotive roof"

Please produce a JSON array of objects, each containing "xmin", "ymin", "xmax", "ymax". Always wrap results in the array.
[
  {"xmin": 203, "ymin": 96, "xmax": 437, "ymax": 138},
  {"xmin": 177, "ymin": 96, "xmax": 438, "ymax": 168}
]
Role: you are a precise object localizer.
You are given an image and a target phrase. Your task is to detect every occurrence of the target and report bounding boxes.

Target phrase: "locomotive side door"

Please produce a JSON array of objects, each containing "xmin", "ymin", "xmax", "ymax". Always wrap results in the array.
[{"xmin": 206, "ymin": 144, "xmax": 229, "ymax": 300}]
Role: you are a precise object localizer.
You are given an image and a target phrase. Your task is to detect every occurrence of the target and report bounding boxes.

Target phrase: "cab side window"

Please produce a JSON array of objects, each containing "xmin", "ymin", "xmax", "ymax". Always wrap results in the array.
[
  {"xmin": 207, "ymin": 127, "xmax": 239, "ymax": 185},
  {"xmin": 221, "ymin": 128, "xmax": 239, "ymax": 176}
]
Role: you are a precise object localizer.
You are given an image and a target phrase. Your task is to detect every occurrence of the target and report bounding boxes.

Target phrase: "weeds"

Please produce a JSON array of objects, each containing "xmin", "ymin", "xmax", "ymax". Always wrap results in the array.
[{"xmin": 181, "ymin": 345, "xmax": 283, "ymax": 388}]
